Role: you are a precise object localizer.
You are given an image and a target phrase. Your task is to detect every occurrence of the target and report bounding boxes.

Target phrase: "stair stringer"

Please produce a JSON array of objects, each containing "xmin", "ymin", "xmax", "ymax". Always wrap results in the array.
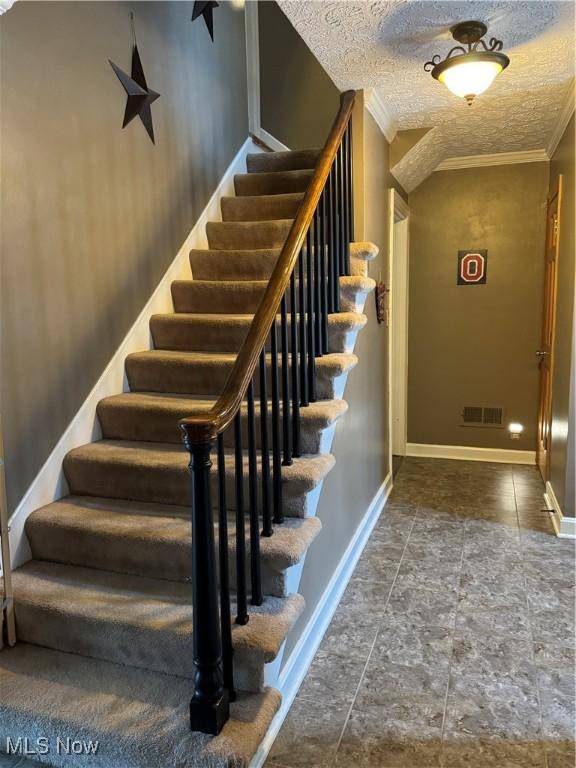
[{"xmin": 261, "ymin": 243, "xmax": 377, "ymax": 688}]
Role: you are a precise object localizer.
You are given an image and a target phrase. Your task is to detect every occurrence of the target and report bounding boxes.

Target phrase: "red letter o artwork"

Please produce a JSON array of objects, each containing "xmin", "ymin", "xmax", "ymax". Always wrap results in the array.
[{"xmin": 457, "ymin": 250, "xmax": 487, "ymax": 285}]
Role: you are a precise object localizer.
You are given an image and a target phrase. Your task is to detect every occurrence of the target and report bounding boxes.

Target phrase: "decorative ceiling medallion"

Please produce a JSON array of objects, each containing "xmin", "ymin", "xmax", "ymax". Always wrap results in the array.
[{"xmin": 424, "ymin": 21, "xmax": 510, "ymax": 105}]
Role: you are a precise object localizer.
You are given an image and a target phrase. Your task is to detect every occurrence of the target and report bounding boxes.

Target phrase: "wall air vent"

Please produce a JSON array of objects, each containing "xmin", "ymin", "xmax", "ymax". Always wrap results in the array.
[
  {"xmin": 462, "ymin": 406, "xmax": 483, "ymax": 424},
  {"xmin": 461, "ymin": 406, "xmax": 504, "ymax": 428}
]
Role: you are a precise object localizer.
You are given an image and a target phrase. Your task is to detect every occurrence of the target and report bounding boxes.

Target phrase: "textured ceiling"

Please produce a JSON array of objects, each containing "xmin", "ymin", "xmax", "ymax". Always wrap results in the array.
[{"xmin": 278, "ymin": 1, "xmax": 575, "ymax": 191}]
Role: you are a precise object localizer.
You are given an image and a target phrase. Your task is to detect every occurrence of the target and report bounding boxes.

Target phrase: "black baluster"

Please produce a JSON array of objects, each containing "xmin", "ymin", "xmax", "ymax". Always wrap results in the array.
[
  {"xmin": 298, "ymin": 250, "xmax": 309, "ymax": 407},
  {"xmin": 280, "ymin": 294, "xmax": 292, "ymax": 466},
  {"xmin": 326, "ymin": 168, "xmax": 335, "ymax": 314},
  {"xmin": 289, "ymin": 271, "xmax": 301, "ymax": 456},
  {"xmin": 247, "ymin": 381, "xmax": 263, "ymax": 606},
  {"xmin": 313, "ymin": 206, "xmax": 323, "ymax": 356},
  {"xmin": 338, "ymin": 143, "xmax": 346, "ymax": 277},
  {"xmin": 320, "ymin": 190, "xmax": 329, "ymax": 354},
  {"xmin": 343, "ymin": 130, "xmax": 351, "ymax": 276},
  {"xmin": 270, "ymin": 320, "xmax": 284, "ymax": 524},
  {"xmin": 233, "ymin": 413, "xmax": 249, "ymax": 625},
  {"xmin": 334, "ymin": 151, "xmax": 342, "ymax": 279},
  {"xmin": 339, "ymin": 141, "xmax": 348, "ymax": 276},
  {"xmin": 259, "ymin": 348, "xmax": 273, "ymax": 537},
  {"xmin": 306, "ymin": 226, "xmax": 316, "ymax": 402},
  {"xmin": 330, "ymin": 164, "xmax": 341, "ymax": 312},
  {"xmin": 182, "ymin": 429, "xmax": 230, "ymax": 734},
  {"xmin": 216, "ymin": 434, "xmax": 235, "ymax": 702},
  {"xmin": 348, "ymin": 120, "xmax": 355, "ymax": 242}
]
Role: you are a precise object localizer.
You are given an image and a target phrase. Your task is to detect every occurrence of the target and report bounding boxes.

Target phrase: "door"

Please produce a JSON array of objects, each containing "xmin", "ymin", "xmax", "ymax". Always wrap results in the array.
[{"xmin": 536, "ymin": 176, "xmax": 562, "ymax": 481}]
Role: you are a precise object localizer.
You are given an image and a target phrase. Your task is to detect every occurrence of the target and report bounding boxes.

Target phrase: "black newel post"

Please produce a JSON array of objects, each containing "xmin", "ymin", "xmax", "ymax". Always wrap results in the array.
[{"xmin": 182, "ymin": 427, "xmax": 230, "ymax": 735}]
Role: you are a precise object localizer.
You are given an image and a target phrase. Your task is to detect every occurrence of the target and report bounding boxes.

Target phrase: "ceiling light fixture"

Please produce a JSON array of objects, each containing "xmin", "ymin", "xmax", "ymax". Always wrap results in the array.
[{"xmin": 424, "ymin": 21, "xmax": 510, "ymax": 105}]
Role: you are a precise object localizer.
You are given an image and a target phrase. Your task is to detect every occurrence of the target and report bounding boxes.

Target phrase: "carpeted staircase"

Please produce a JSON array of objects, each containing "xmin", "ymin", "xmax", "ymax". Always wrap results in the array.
[{"xmin": 0, "ymin": 148, "xmax": 377, "ymax": 768}]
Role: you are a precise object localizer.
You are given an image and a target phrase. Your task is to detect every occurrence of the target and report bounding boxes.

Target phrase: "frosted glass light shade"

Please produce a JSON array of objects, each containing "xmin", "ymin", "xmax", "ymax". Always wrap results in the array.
[{"xmin": 438, "ymin": 59, "xmax": 504, "ymax": 101}]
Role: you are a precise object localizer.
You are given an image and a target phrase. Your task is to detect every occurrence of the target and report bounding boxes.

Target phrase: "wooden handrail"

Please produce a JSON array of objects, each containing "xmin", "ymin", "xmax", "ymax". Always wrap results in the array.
[{"xmin": 180, "ymin": 90, "xmax": 356, "ymax": 444}]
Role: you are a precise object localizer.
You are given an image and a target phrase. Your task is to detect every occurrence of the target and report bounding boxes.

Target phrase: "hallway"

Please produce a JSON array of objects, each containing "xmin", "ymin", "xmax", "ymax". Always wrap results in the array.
[{"xmin": 266, "ymin": 458, "xmax": 575, "ymax": 768}]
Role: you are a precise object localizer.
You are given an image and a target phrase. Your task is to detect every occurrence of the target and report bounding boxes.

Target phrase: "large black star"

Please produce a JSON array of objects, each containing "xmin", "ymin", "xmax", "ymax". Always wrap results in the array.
[
  {"xmin": 109, "ymin": 45, "xmax": 160, "ymax": 144},
  {"xmin": 192, "ymin": 1, "xmax": 219, "ymax": 42}
]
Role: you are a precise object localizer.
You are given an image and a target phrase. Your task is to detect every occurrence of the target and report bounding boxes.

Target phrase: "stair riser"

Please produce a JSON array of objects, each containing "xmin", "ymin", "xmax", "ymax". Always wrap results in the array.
[
  {"xmin": 126, "ymin": 357, "xmax": 349, "ymax": 399},
  {"xmin": 206, "ymin": 221, "xmax": 292, "ymax": 250},
  {"xmin": 221, "ymin": 194, "xmax": 302, "ymax": 222},
  {"xmin": 234, "ymin": 172, "xmax": 313, "ymax": 196},
  {"xmin": 151, "ymin": 316, "xmax": 357, "ymax": 355},
  {"xmin": 190, "ymin": 250, "xmax": 279, "ymax": 281},
  {"xmin": 172, "ymin": 279, "xmax": 367, "ymax": 314},
  {"xmin": 26, "ymin": 522, "xmax": 291, "ymax": 598},
  {"xmin": 13, "ymin": 602, "xmax": 264, "ymax": 691},
  {"xmin": 172, "ymin": 281, "xmax": 266, "ymax": 313},
  {"xmin": 98, "ymin": 403, "xmax": 331, "ymax": 454},
  {"xmin": 246, "ymin": 150, "xmax": 319, "ymax": 173},
  {"xmin": 63, "ymin": 456, "xmax": 322, "ymax": 517}
]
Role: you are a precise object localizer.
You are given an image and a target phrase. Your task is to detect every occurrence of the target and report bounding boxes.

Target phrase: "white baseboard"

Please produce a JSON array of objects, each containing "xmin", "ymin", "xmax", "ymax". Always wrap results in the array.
[
  {"xmin": 6, "ymin": 137, "xmax": 261, "ymax": 571},
  {"xmin": 250, "ymin": 472, "xmax": 393, "ymax": 768},
  {"xmin": 406, "ymin": 442, "xmax": 536, "ymax": 465},
  {"xmin": 545, "ymin": 481, "xmax": 576, "ymax": 539},
  {"xmin": 252, "ymin": 126, "xmax": 290, "ymax": 153}
]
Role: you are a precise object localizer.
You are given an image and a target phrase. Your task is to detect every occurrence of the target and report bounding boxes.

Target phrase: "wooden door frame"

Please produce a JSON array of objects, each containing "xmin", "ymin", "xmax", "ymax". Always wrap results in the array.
[
  {"xmin": 388, "ymin": 189, "xmax": 410, "ymax": 473},
  {"xmin": 537, "ymin": 175, "xmax": 563, "ymax": 481}
]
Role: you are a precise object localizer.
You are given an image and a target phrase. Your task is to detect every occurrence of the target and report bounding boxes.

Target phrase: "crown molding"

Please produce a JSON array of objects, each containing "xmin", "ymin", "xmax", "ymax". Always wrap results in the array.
[
  {"xmin": 435, "ymin": 149, "xmax": 549, "ymax": 172},
  {"xmin": 547, "ymin": 79, "xmax": 575, "ymax": 158},
  {"xmin": 365, "ymin": 88, "xmax": 397, "ymax": 144}
]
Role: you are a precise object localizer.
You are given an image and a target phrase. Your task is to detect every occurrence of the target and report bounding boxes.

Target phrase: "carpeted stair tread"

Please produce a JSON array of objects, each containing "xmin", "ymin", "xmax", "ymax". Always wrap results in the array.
[
  {"xmin": 150, "ymin": 311, "xmax": 367, "ymax": 353},
  {"xmin": 26, "ymin": 496, "xmax": 322, "ymax": 592},
  {"xmin": 246, "ymin": 149, "xmax": 319, "ymax": 173},
  {"xmin": 190, "ymin": 243, "xmax": 377, "ymax": 284},
  {"xmin": 350, "ymin": 241, "xmax": 379, "ymax": 261},
  {"xmin": 234, "ymin": 169, "xmax": 313, "ymax": 196},
  {"xmin": 190, "ymin": 248, "xmax": 281, "ymax": 281},
  {"xmin": 12, "ymin": 560, "xmax": 305, "ymax": 678},
  {"xmin": 125, "ymin": 349, "xmax": 358, "ymax": 398},
  {"xmin": 63, "ymin": 440, "xmax": 336, "ymax": 508},
  {"xmin": 172, "ymin": 279, "xmax": 267, "ymax": 313},
  {"xmin": 206, "ymin": 220, "xmax": 293, "ymax": 250},
  {"xmin": 97, "ymin": 392, "xmax": 348, "ymax": 446},
  {"xmin": 340, "ymin": 274, "xmax": 377, "ymax": 312},
  {"xmin": 221, "ymin": 193, "xmax": 303, "ymax": 222},
  {"xmin": 0, "ymin": 643, "xmax": 281, "ymax": 768},
  {"xmin": 173, "ymin": 276, "xmax": 373, "ymax": 314}
]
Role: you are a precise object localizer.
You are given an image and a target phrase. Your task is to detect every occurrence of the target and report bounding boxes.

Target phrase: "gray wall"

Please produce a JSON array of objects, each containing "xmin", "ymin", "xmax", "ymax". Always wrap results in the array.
[
  {"xmin": 258, "ymin": 1, "xmax": 340, "ymax": 150},
  {"xmin": 0, "ymin": 1, "xmax": 248, "ymax": 511},
  {"xmin": 549, "ymin": 114, "xmax": 575, "ymax": 516},
  {"xmin": 284, "ymin": 104, "xmax": 400, "ymax": 659},
  {"xmin": 407, "ymin": 163, "xmax": 549, "ymax": 452}
]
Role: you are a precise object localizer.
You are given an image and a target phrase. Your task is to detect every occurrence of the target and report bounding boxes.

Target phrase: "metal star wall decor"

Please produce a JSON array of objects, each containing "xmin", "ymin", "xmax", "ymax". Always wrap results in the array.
[
  {"xmin": 192, "ymin": 1, "xmax": 219, "ymax": 41},
  {"xmin": 109, "ymin": 14, "xmax": 160, "ymax": 144}
]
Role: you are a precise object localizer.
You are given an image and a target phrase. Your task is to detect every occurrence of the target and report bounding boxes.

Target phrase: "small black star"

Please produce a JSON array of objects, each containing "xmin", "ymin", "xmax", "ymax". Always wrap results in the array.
[
  {"xmin": 192, "ymin": 1, "xmax": 219, "ymax": 42},
  {"xmin": 109, "ymin": 45, "xmax": 160, "ymax": 144}
]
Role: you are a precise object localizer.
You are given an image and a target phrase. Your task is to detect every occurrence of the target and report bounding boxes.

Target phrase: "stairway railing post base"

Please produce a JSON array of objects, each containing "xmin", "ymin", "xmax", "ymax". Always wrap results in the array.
[{"xmin": 190, "ymin": 690, "xmax": 230, "ymax": 736}]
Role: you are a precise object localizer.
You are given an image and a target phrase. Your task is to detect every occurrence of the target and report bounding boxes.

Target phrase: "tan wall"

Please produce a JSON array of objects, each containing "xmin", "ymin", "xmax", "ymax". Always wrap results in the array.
[
  {"xmin": 283, "ymin": 106, "xmax": 402, "ymax": 660},
  {"xmin": 549, "ymin": 114, "xmax": 575, "ymax": 516},
  {"xmin": 0, "ymin": 1, "xmax": 248, "ymax": 512},
  {"xmin": 258, "ymin": 1, "xmax": 340, "ymax": 150},
  {"xmin": 408, "ymin": 162, "xmax": 549, "ymax": 451}
]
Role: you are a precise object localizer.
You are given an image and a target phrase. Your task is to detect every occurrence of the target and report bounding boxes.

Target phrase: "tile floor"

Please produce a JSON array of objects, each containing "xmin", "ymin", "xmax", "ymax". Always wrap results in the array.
[{"xmin": 266, "ymin": 457, "xmax": 576, "ymax": 768}]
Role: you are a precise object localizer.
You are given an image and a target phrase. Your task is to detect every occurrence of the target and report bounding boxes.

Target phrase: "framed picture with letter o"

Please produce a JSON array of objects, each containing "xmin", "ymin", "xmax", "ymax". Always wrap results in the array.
[{"xmin": 457, "ymin": 250, "xmax": 487, "ymax": 285}]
